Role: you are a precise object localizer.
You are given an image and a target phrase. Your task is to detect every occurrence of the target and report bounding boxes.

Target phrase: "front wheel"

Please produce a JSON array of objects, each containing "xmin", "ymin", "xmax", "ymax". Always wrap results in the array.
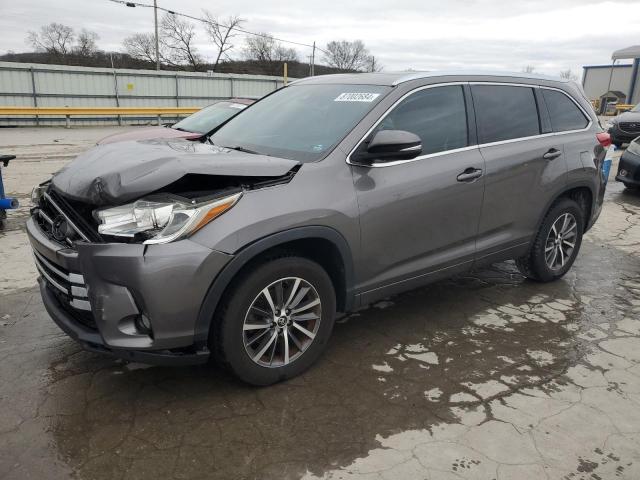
[
  {"xmin": 211, "ymin": 256, "xmax": 336, "ymax": 385},
  {"xmin": 516, "ymin": 198, "xmax": 584, "ymax": 282}
]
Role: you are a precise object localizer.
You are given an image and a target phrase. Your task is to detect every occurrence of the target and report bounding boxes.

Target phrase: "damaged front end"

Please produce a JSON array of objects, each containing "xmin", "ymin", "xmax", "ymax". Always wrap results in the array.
[
  {"xmin": 27, "ymin": 138, "xmax": 301, "ymax": 364},
  {"xmin": 35, "ymin": 138, "xmax": 301, "ymax": 245}
]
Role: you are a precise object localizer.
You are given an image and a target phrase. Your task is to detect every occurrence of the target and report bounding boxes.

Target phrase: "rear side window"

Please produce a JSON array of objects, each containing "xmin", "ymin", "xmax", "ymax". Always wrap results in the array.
[
  {"xmin": 542, "ymin": 89, "xmax": 589, "ymax": 132},
  {"xmin": 373, "ymin": 85, "xmax": 468, "ymax": 155},
  {"xmin": 472, "ymin": 85, "xmax": 540, "ymax": 143}
]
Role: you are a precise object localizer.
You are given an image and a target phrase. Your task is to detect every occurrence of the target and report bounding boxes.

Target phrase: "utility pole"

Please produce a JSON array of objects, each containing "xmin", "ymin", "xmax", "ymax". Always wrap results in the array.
[
  {"xmin": 154, "ymin": 0, "xmax": 160, "ymax": 70},
  {"xmin": 311, "ymin": 41, "xmax": 316, "ymax": 76}
]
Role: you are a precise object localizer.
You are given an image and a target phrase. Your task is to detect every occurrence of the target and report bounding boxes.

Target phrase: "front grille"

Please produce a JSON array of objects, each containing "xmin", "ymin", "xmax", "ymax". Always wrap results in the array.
[
  {"xmin": 619, "ymin": 122, "xmax": 640, "ymax": 134},
  {"xmin": 33, "ymin": 188, "xmax": 101, "ymax": 247},
  {"xmin": 33, "ymin": 248, "xmax": 94, "ymax": 319}
]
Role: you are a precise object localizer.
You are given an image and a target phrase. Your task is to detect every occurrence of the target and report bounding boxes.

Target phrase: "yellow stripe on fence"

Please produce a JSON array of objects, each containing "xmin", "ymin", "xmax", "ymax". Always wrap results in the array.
[
  {"xmin": 0, "ymin": 106, "xmax": 200, "ymax": 116},
  {"xmin": 615, "ymin": 104, "xmax": 634, "ymax": 112}
]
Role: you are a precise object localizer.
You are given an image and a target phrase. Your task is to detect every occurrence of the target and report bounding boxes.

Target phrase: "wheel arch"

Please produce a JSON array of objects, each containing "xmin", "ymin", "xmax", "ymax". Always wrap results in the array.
[
  {"xmin": 535, "ymin": 182, "xmax": 595, "ymax": 237},
  {"xmin": 194, "ymin": 226, "xmax": 356, "ymax": 346}
]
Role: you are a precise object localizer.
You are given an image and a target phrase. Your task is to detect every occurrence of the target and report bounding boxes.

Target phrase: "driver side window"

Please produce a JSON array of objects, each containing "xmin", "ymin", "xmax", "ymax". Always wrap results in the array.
[{"xmin": 373, "ymin": 85, "xmax": 468, "ymax": 156}]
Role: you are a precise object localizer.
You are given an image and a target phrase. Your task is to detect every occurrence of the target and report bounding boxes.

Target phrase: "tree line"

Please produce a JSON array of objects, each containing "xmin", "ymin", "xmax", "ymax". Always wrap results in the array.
[{"xmin": 3, "ymin": 19, "xmax": 382, "ymax": 77}]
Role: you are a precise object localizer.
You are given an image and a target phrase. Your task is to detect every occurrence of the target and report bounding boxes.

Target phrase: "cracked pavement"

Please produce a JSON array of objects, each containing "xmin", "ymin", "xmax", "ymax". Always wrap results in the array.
[{"xmin": 1, "ymin": 128, "xmax": 640, "ymax": 479}]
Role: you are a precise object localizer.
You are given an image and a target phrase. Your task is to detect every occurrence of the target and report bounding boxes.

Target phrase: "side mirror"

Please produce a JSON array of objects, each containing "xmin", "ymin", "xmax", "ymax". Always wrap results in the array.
[{"xmin": 353, "ymin": 130, "xmax": 422, "ymax": 164}]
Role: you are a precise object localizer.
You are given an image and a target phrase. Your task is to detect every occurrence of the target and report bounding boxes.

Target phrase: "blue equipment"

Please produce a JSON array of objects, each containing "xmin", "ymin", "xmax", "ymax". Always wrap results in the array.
[{"xmin": 0, "ymin": 155, "xmax": 19, "ymax": 228}]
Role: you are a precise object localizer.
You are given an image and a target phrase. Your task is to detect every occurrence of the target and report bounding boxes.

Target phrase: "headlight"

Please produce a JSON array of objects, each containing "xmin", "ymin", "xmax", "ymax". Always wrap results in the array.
[
  {"xmin": 95, "ymin": 192, "xmax": 242, "ymax": 244},
  {"xmin": 31, "ymin": 184, "xmax": 48, "ymax": 205}
]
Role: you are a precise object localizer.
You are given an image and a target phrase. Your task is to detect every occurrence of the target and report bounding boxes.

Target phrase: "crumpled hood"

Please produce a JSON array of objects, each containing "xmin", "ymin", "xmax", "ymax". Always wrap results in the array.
[{"xmin": 51, "ymin": 138, "xmax": 300, "ymax": 205}]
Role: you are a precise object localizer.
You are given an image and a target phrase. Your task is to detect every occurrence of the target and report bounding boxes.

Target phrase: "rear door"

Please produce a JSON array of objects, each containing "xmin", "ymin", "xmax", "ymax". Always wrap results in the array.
[
  {"xmin": 472, "ymin": 84, "xmax": 567, "ymax": 261},
  {"xmin": 539, "ymin": 87, "xmax": 593, "ymax": 186},
  {"xmin": 351, "ymin": 84, "xmax": 486, "ymax": 301}
]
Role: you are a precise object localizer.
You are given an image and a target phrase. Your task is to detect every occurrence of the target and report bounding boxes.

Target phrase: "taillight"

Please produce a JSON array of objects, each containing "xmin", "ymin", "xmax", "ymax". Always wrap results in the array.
[{"xmin": 596, "ymin": 132, "xmax": 612, "ymax": 148}]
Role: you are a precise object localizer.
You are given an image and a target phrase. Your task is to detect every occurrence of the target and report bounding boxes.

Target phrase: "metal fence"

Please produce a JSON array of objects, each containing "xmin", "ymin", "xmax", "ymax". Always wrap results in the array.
[{"xmin": 0, "ymin": 62, "xmax": 288, "ymax": 126}]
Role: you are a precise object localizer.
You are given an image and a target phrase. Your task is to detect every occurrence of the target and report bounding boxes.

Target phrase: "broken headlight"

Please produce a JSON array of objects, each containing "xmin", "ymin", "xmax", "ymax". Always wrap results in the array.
[{"xmin": 95, "ymin": 192, "xmax": 242, "ymax": 244}]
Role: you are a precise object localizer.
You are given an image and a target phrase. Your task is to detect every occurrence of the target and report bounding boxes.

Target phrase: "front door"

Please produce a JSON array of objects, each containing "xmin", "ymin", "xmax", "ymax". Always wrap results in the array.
[{"xmin": 351, "ymin": 84, "xmax": 486, "ymax": 302}]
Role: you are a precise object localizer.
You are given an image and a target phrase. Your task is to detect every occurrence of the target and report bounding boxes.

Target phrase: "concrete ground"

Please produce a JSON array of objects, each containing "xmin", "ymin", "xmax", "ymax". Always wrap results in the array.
[{"xmin": 1, "ymin": 127, "xmax": 640, "ymax": 480}]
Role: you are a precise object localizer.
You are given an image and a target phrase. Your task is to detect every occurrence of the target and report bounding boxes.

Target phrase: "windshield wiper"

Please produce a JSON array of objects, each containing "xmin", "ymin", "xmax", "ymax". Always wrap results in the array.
[{"xmin": 223, "ymin": 145, "xmax": 261, "ymax": 155}]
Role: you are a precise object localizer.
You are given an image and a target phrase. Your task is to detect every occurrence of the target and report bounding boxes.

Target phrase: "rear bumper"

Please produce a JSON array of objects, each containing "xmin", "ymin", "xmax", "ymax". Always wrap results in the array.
[{"xmin": 27, "ymin": 216, "xmax": 233, "ymax": 365}]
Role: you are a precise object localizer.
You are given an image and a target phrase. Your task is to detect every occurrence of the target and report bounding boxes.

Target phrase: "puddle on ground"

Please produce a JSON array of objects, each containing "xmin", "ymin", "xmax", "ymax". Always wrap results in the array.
[{"xmin": 1, "ymin": 181, "xmax": 639, "ymax": 479}]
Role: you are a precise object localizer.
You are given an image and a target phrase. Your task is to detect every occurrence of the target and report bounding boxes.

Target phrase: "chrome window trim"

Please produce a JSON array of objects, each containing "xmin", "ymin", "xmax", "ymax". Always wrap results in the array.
[
  {"xmin": 346, "ymin": 82, "xmax": 469, "ymax": 168},
  {"xmin": 538, "ymin": 85, "xmax": 592, "ymax": 134},
  {"xmin": 346, "ymin": 81, "xmax": 593, "ymax": 168}
]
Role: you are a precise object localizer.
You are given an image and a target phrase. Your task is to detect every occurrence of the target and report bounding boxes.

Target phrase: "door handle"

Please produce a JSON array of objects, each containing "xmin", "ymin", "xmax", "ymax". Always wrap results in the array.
[
  {"xmin": 457, "ymin": 168, "xmax": 483, "ymax": 182},
  {"xmin": 543, "ymin": 148, "xmax": 562, "ymax": 160}
]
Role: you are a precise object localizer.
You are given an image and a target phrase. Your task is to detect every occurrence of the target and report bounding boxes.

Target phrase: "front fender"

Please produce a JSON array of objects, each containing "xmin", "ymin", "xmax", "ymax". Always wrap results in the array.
[{"xmin": 193, "ymin": 225, "xmax": 356, "ymax": 346}]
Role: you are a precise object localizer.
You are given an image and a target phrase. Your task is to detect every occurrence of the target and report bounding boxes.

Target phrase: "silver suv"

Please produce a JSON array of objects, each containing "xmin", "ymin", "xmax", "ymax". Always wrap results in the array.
[{"xmin": 28, "ymin": 72, "xmax": 608, "ymax": 385}]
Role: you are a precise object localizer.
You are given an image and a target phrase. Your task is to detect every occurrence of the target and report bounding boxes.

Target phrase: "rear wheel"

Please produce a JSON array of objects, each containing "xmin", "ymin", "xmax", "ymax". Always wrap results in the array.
[
  {"xmin": 516, "ymin": 198, "xmax": 584, "ymax": 282},
  {"xmin": 211, "ymin": 256, "xmax": 336, "ymax": 385}
]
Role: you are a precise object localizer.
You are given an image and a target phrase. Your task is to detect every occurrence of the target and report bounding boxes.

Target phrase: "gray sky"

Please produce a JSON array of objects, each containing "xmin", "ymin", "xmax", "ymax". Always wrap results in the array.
[{"xmin": 1, "ymin": 0, "xmax": 639, "ymax": 76}]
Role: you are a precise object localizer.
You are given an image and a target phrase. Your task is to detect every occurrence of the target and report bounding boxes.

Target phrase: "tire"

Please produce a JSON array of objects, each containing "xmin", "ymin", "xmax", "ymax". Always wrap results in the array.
[
  {"xmin": 516, "ymin": 197, "xmax": 585, "ymax": 282},
  {"xmin": 211, "ymin": 255, "xmax": 336, "ymax": 386}
]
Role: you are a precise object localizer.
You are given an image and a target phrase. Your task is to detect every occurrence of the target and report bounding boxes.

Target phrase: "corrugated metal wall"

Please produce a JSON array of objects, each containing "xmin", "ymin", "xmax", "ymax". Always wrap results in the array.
[
  {"xmin": 0, "ymin": 62, "xmax": 288, "ymax": 126},
  {"xmin": 582, "ymin": 65, "xmax": 633, "ymax": 102}
]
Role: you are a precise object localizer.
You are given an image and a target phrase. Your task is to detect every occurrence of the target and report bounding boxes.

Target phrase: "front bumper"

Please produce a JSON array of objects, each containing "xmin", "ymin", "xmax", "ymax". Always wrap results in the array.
[
  {"xmin": 615, "ymin": 150, "xmax": 640, "ymax": 186},
  {"xmin": 27, "ymin": 217, "xmax": 232, "ymax": 365}
]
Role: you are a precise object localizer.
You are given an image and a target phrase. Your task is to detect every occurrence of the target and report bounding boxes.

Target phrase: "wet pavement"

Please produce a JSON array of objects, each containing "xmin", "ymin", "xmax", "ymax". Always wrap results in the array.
[{"xmin": 1, "ymin": 127, "xmax": 640, "ymax": 480}]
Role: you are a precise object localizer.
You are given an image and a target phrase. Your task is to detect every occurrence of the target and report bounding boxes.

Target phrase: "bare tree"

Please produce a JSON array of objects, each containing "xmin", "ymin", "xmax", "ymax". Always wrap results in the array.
[
  {"xmin": 26, "ymin": 23, "xmax": 75, "ymax": 56},
  {"xmin": 323, "ymin": 40, "xmax": 371, "ymax": 71},
  {"xmin": 243, "ymin": 34, "xmax": 298, "ymax": 62},
  {"xmin": 522, "ymin": 65, "xmax": 536, "ymax": 73},
  {"xmin": 123, "ymin": 33, "xmax": 159, "ymax": 64},
  {"xmin": 366, "ymin": 56, "xmax": 383, "ymax": 73},
  {"xmin": 559, "ymin": 69, "xmax": 578, "ymax": 81},
  {"xmin": 74, "ymin": 29, "xmax": 99, "ymax": 57},
  {"xmin": 202, "ymin": 11, "xmax": 245, "ymax": 71},
  {"xmin": 160, "ymin": 13, "xmax": 202, "ymax": 71}
]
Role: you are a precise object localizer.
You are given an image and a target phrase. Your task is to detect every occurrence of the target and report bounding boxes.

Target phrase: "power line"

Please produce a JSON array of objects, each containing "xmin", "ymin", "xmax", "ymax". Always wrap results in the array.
[{"xmin": 106, "ymin": 0, "xmax": 329, "ymax": 55}]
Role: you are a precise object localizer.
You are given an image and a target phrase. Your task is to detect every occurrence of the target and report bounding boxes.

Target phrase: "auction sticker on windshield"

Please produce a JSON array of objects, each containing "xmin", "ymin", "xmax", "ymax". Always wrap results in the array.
[{"xmin": 334, "ymin": 93, "xmax": 381, "ymax": 102}]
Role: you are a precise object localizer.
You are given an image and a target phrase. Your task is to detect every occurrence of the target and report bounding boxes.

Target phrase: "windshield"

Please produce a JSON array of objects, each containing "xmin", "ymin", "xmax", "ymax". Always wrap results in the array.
[
  {"xmin": 172, "ymin": 101, "xmax": 249, "ymax": 134},
  {"xmin": 209, "ymin": 84, "xmax": 390, "ymax": 162}
]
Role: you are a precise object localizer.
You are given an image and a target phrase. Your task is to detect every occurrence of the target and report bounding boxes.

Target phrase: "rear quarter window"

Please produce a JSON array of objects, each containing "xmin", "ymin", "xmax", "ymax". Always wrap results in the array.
[
  {"xmin": 542, "ymin": 89, "xmax": 589, "ymax": 132},
  {"xmin": 472, "ymin": 85, "xmax": 540, "ymax": 143}
]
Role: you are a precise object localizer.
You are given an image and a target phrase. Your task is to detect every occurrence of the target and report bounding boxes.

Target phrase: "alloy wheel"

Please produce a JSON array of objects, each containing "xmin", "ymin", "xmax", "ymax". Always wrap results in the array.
[
  {"xmin": 544, "ymin": 212, "xmax": 577, "ymax": 270},
  {"xmin": 242, "ymin": 277, "xmax": 322, "ymax": 368}
]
